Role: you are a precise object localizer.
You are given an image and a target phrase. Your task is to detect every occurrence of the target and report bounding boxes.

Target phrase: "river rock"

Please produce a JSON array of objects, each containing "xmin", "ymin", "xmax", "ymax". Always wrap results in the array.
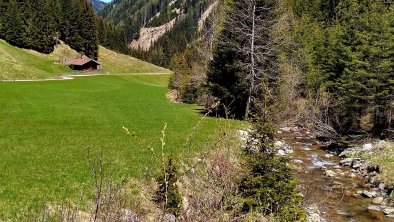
[
  {"xmin": 274, "ymin": 141, "xmax": 284, "ymax": 148},
  {"xmin": 383, "ymin": 207, "xmax": 394, "ymax": 215},
  {"xmin": 324, "ymin": 170, "xmax": 337, "ymax": 177},
  {"xmin": 340, "ymin": 158, "xmax": 353, "ymax": 166},
  {"xmin": 324, "ymin": 154, "xmax": 334, "ymax": 158},
  {"xmin": 363, "ymin": 143, "xmax": 373, "ymax": 151},
  {"xmin": 163, "ymin": 213, "xmax": 176, "ymax": 222},
  {"xmin": 277, "ymin": 149, "xmax": 286, "ymax": 156},
  {"xmin": 373, "ymin": 197, "xmax": 384, "ymax": 204},
  {"xmin": 285, "ymin": 148, "xmax": 294, "ymax": 154},
  {"xmin": 294, "ymin": 159, "xmax": 303, "ymax": 164},
  {"xmin": 378, "ymin": 183, "xmax": 385, "ymax": 190},
  {"xmin": 121, "ymin": 209, "xmax": 138, "ymax": 222},
  {"xmin": 281, "ymin": 126, "xmax": 298, "ymax": 132},
  {"xmin": 368, "ymin": 205, "xmax": 382, "ymax": 212},
  {"xmin": 344, "ymin": 190, "xmax": 352, "ymax": 196},
  {"xmin": 352, "ymin": 161, "xmax": 363, "ymax": 169},
  {"xmin": 307, "ymin": 205, "xmax": 326, "ymax": 222},
  {"xmin": 362, "ymin": 190, "xmax": 377, "ymax": 198}
]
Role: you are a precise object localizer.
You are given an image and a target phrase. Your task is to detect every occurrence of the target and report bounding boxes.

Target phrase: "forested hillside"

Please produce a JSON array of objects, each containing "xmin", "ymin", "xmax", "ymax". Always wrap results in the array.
[
  {"xmin": 0, "ymin": 0, "xmax": 128, "ymax": 60},
  {"xmin": 167, "ymin": 0, "xmax": 393, "ymax": 137},
  {"xmin": 100, "ymin": 0, "xmax": 218, "ymax": 67},
  {"xmin": 0, "ymin": 0, "xmax": 98, "ymax": 58}
]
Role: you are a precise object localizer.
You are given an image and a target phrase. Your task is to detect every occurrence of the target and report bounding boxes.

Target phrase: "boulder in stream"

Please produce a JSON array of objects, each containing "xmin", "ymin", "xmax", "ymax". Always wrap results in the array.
[
  {"xmin": 340, "ymin": 158, "xmax": 353, "ymax": 166},
  {"xmin": 368, "ymin": 205, "xmax": 382, "ymax": 213},
  {"xmin": 372, "ymin": 197, "xmax": 384, "ymax": 204},
  {"xmin": 383, "ymin": 207, "xmax": 394, "ymax": 215},
  {"xmin": 362, "ymin": 143, "xmax": 373, "ymax": 151},
  {"xmin": 362, "ymin": 190, "xmax": 377, "ymax": 198},
  {"xmin": 324, "ymin": 170, "xmax": 337, "ymax": 177}
]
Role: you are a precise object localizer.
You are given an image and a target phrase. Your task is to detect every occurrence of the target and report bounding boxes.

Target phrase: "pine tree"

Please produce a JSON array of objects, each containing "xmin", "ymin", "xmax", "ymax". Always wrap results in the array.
[{"xmin": 4, "ymin": 0, "xmax": 28, "ymax": 47}]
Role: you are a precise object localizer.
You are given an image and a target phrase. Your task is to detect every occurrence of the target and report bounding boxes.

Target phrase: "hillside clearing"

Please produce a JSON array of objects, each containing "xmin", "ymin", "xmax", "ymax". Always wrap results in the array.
[
  {"xmin": 0, "ymin": 75, "xmax": 239, "ymax": 219},
  {"xmin": 0, "ymin": 40, "xmax": 170, "ymax": 80}
]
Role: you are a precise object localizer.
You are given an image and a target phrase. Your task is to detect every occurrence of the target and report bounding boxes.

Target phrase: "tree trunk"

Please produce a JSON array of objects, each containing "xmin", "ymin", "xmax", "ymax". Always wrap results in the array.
[{"xmin": 245, "ymin": 2, "xmax": 256, "ymax": 119}]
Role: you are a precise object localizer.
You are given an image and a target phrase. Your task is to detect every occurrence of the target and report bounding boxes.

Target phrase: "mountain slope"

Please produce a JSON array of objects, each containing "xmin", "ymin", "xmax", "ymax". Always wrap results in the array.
[
  {"xmin": 100, "ymin": 0, "xmax": 216, "ymax": 42},
  {"xmin": 90, "ymin": 0, "xmax": 107, "ymax": 11},
  {"xmin": 0, "ymin": 40, "xmax": 69, "ymax": 80}
]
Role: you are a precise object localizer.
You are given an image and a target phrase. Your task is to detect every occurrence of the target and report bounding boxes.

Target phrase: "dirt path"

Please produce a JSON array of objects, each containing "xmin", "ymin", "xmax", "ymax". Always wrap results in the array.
[{"xmin": 0, "ymin": 72, "xmax": 172, "ymax": 82}]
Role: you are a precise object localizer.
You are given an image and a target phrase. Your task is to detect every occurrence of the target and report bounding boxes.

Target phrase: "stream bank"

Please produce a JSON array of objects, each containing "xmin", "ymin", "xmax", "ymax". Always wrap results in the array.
[{"xmin": 276, "ymin": 126, "xmax": 394, "ymax": 222}]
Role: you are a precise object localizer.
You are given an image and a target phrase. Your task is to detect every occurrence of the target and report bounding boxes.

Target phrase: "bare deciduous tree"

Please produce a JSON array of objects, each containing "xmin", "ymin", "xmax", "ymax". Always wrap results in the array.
[{"xmin": 222, "ymin": 0, "xmax": 278, "ymax": 120}]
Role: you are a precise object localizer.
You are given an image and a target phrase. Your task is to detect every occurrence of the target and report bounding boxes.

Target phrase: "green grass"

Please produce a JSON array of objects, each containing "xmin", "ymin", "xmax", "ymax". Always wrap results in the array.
[
  {"xmin": 0, "ymin": 75, "xmax": 239, "ymax": 220},
  {"xmin": 97, "ymin": 46, "xmax": 171, "ymax": 74},
  {"xmin": 0, "ymin": 40, "xmax": 69, "ymax": 80},
  {"xmin": 0, "ymin": 40, "xmax": 171, "ymax": 80},
  {"xmin": 355, "ymin": 141, "xmax": 394, "ymax": 187}
]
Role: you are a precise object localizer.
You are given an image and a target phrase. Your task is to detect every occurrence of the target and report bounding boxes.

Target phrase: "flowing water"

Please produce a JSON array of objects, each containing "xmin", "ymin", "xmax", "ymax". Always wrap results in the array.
[{"xmin": 280, "ymin": 130, "xmax": 394, "ymax": 222}]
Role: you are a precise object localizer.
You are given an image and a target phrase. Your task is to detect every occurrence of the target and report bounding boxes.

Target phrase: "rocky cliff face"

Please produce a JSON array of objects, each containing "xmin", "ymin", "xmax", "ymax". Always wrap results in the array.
[{"xmin": 89, "ymin": 0, "xmax": 106, "ymax": 11}]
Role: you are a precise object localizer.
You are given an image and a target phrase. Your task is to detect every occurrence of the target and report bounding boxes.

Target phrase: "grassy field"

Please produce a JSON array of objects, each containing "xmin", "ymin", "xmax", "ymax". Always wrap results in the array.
[
  {"xmin": 0, "ymin": 74, "xmax": 238, "ymax": 219},
  {"xmin": 0, "ymin": 39, "xmax": 170, "ymax": 80}
]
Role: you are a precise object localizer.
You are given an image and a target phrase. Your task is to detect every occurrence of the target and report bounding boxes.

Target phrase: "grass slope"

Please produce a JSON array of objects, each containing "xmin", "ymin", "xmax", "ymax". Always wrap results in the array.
[
  {"xmin": 0, "ymin": 40, "xmax": 170, "ymax": 80},
  {"xmin": 0, "ymin": 40, "xmax": 69, "ymax": 80},
  {"xmin": 98, "ymin": 46, "xmax": 170, "ymax": 74},
  {"xmin": 0, "ymin": 75, "xmax": 237, "ymax": 219}
]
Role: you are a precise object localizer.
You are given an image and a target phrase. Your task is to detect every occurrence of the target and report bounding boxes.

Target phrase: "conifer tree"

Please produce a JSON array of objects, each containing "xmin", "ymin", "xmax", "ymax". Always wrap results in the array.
[{"xmin": 4, "ymin": 0, "xmax": 28, "ymax": 47}]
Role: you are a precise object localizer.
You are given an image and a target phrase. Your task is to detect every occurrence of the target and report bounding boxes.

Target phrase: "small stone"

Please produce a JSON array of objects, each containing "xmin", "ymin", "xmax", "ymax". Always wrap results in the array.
[
  {"xmin": 333, "ymin": 165, "xmax": 342, "ymax": 169},
  {"xmin": 368, "ymin": 205, "xmax": 382, "ymax": 212},
  {"xmin": 344, "ymin": 190, "xmax": 352, "ymax": 196},
  {"xmin": 294, "ymin": 159, "xmax": 303, "ymax": 164},
  {"xmin": 362, "ymin": 190, "xmax": 377, "ymax": 198},
  {"xmin": 363, "ymin": 143, "xmax": 373, "ymax": 151},
  {"xmin": 285, "ymin": 148, "xmax": 294, "ymax": 154},
  {"xmin": 349, "ymin": 173, "xmax": 357, "ymax": 178},
  {"xmin": 324, "ymin": 170, "xmax": 337, "ymax": 177},
  {"xmin": 163, "ymin": 213, "xmax": 176, "ymax": 222},
  {"xmin": 274, "ymin": 141, "xmax": 284, "ymax": 148},
  {"xmin": 352, "ymin": 162, "xmax": 363, "ymax": 169},
  {"xmin": 277, "ymin": 150, "xmax": 286, "ymax": 156},
  {"xmin": 324, "ymin": 154, "xmax": 334, "ymax": 158},
  {"xmin": 378, "ymin": 183, "xmax": 385, "ymax": 190},
  {"xmin": 383, "ymin": 207, "xmax": 394, "ymax": 215},
  {"xmin": 340, "ymin": 158, "xmax": 353, "ymax": 166},
  {"xmin": 372, "ymin": 197, "xmax": 384, "ymax": 204},
  {"xmin": 121, "ymin": 209, "xmax": 138, "ymax": 222},
  {"xmin": 280, "ymin": 127, "xmax": 292, "ymax": 132}
]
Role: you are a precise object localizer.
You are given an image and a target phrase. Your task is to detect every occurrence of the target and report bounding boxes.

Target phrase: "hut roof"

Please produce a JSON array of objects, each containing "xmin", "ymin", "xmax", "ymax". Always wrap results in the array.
[{"xmin": 66, "ymin": 58, "xmax": 100, "ymax": 66}]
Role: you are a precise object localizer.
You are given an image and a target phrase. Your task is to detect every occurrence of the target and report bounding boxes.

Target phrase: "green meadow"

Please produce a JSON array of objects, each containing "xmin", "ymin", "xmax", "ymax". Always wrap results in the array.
[{"xmin": 0, "ymin": 75, "xmax": 238, "ymax": 219}]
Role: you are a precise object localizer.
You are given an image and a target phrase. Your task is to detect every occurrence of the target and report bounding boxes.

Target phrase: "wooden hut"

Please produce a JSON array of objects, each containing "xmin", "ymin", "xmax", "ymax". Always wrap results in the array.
[{"xmin": 66, "ymin": 58, "xmax": 100, "ymax": 71}]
